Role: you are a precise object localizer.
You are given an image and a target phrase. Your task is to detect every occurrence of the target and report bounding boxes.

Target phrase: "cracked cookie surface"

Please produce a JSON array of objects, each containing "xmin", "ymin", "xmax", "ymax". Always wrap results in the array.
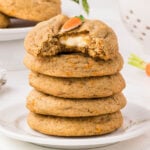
[{"xmin": 24, "ymin": 14, "xmax": 119, "ymax": 60}]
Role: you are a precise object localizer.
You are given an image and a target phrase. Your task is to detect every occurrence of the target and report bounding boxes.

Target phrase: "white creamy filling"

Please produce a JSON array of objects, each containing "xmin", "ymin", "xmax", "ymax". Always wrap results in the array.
[{"xmin": 60, "ymin": 36, "xmax": 88, "ymax": 47}]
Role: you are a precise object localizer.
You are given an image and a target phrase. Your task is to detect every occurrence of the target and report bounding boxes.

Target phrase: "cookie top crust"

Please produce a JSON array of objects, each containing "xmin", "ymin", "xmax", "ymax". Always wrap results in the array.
[{"xmin": 24, "ymin": 14, "xmax": 119, "ymax": 60}]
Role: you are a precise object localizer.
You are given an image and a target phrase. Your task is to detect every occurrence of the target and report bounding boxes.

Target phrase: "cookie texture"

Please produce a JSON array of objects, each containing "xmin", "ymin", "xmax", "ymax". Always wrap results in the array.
[
  {"xmin": 27, "ymin": 90, "xmax": 127, "ymax": 117},
  {"xmin": 27, "ymin": 111, "xmax": 123, "ymax": 136},
  {"xmin": 0, "ymin": 0, "xmax": 61, "ymax": 22},
  {"xmin": 0, "ymin": 12, "xmax": 10, "ymax": 28},
  {"xmin": 29, "ymin": 72, "xmax": 126, "ymax": 98},
  {"xmin": 24, "ymin": 53, "xmax": 123, "ymax": 77},
  {"xmin": 24, "ymin": 14, "xmax": 118, "ymax": 60}
]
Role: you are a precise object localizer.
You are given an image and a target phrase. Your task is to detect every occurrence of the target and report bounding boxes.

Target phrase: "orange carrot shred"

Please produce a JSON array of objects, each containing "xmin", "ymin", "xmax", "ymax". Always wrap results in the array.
[
  {"xmin": 61, "ymin": 17, "xmax": 83, "ymax": 32},
  {"xmin": 146, "ymin": 63, "xmax": 150, "ymax": 76}
]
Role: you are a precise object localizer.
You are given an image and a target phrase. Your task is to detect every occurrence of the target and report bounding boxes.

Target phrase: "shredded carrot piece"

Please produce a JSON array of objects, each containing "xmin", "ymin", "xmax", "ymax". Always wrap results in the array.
[
  {"xmin": 128, "ymin": 53, "xmax": 150, "ymax": 77},
  {"xmin": 146, "ymin": 63, "xmax": 150, "ymax": 76}
]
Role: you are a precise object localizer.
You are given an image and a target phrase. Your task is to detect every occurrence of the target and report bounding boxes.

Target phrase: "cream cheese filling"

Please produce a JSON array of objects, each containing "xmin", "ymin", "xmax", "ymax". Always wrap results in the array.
[{"xmin": 60, "ymin": 35, "xmax": 88, "ymax": 47}]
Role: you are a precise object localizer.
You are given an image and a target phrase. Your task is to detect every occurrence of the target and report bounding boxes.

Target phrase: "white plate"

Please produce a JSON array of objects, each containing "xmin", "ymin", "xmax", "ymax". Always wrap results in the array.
[
  {"xmin": 0, "ymin": 102, "xmax": 149, "ymax": 149},
  {"xmin": 0, "ymin": 19, "xmax": 35, "ymax": 41},
  {"xmin": 0, "ymin": 27, "xmax": 32, "ymax": 41}
]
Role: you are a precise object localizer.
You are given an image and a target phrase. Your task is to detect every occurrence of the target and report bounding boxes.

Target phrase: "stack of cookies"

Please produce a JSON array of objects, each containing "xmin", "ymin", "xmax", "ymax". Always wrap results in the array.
[{"xmin": 24, "ymin": 15, "xmax": 127, "ymax": 137}]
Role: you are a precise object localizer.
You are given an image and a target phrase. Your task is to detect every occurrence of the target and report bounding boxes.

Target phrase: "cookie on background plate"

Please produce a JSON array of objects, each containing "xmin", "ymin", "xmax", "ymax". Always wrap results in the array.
[
  {"xmin": 0, "ymin": 0, "xmax": 61, "ymax": 22},
  {"xmin": 24, "ymin": 53, "xmax": 123, "ymax": 78},
  {"xmin": 27, "ymin": 90, "xmax": 127, "ymax": 117},
  {"xmin": 24, "ymin": 14, "xmax": 119, "ymax": 60},
  {"xmin": 0, "ymin": 12, "xmax": 10, "ymax": 28},
  {"xmin": 27, "ymin": 111, "xmax": 123, "ymax": 137},
  {"xmin": 29, "ymin": 72, "xmax": 126, "ymax": 99}
]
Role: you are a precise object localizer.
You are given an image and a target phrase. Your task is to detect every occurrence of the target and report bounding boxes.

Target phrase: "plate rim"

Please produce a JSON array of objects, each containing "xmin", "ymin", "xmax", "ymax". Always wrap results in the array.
[
  {"xmin": 0, "ymin": 26, "xmax": 33, "ymax": 34},
  {"xmin": 0, "ymin": 102, "xmax": 149, "ymax": 147}
]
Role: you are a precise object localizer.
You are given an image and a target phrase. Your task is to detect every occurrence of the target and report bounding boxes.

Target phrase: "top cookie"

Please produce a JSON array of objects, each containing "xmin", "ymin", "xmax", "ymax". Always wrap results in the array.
[
  {"xmin": 24, "ymin": 14, "xmax": 119, "ymax": 60},
  {"xmin": 0, "ymin": 0, "xmax": 61, "ymax": 22}
]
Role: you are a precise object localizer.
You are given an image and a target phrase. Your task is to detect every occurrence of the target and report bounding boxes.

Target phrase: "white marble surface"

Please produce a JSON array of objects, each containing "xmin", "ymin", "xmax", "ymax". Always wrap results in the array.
[{"xmin": 0, "ymin": 0, "xmax": 150, "ymax": 149}]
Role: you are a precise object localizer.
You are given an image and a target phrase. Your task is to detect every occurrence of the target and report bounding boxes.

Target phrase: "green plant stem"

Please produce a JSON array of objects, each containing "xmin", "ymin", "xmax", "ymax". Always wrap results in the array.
[
  {"xmin": 76, "ymin": 15, "xmax": 85, "ymax": 21},
  {"xmin": 82, "ymin": 0, "xmax": 89, "ymax": 14},
  {"xmin": 128, "ymin": 53, "xmax": 146, "ymax": 70},
  {"xmin": 72, "ymin": 0, "xmax": 79, "ymax": 4},
  {"xmin": 71, "ymin": 0, "xmax": 89, "ymax": 15}
]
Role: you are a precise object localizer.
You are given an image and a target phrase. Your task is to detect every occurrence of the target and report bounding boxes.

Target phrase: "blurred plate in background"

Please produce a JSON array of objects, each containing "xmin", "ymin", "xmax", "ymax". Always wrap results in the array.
[{"xmin": 0, "ymin": 18, "xmax": 36, "ymax": 41}]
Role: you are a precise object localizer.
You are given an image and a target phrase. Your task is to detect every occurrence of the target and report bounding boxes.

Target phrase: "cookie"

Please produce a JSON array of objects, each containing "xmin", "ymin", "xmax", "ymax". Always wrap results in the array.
[
  {"xmin": 24, "ymin": 14, "xmax": 118, "ymax": 60},
  {"xmin": 24, "ymin": 53, "xmax": 123, "ymax": 77},
  {"xmin": 0, "ymin": 0, "xmax": 61, "ymax": 22},
  {"xmin": 29, "ymin": 72, "xmax": 126, "ymax": 98},
  {"xmin": 27, "ymin": 90, "xmax": 127, "ymax": 117},
  {"xmin": 27, "ymin": 111, "xmax": 123, "ymax": 137},
  {"xmin": 0, "ymin": 12, "xmax": 10, "ymax": 28}
]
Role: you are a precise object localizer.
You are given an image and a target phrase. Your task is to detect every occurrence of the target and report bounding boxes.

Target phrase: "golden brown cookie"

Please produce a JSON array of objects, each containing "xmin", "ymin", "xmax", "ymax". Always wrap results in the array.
[
  {"xmin": 24, "ymin": 53, "xmax": 123, "ymax": 77},
  {"xmin": 0, "ymin": 12, "xmax": 10, "ymax": 28},
  {"xmin": 27, "ymin": 111, "xmax": 123, "ymax": 137},
  {"xmin": 27, "ymin": 90, "xmax": 127, "ymax": 117},
  {"xmin": 24, "ymin": 14, "xmax": 118, "ymax": 60},
  {"xmin": 29, "ymin": 72, "xmax": 126, "ymax": 98},
  {"xmin": 0, "ymin": 0, "xmax": 61, "ymax": 22}
]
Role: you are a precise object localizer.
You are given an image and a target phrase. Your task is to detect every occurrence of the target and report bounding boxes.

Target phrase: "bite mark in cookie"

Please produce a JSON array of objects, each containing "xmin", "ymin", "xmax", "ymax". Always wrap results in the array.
[
  {"xmin": 25, "ymin": 15, "xmax": 118, "ymax": 60},
  {"xmin": 60, "ymin": 33, "xmax": 89, "ymax": 48}
]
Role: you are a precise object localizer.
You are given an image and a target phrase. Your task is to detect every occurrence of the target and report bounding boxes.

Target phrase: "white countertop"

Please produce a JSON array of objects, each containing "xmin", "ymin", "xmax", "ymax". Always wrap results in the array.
[{"xmin": 0, "ymin": 0, "xmax": 150, "ymax": 149}]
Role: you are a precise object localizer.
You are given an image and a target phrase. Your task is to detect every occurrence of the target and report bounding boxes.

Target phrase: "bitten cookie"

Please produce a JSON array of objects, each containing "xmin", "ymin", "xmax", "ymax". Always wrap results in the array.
[
  {"xmin": 0, "ymin": 12, "xmax": 10, "ymax": 28},
  {"xmin": 27, "ymin": 111, "xmax": 123, "ymax": 137},
  {"xmin": 27, "ymin": 90, "xmax": 127, "ymax": 117},
  {"xmin": 24, "ymin": 14, "xmax": 118, "ymax": 60},
  {"xmin": 24, "ymin": 53, "xmax": 123, "ymax": 77},
  {"xmin": 0, "ymin": 0, "xmax": 61, "ymax": 22},
  {"xmin": 29, "ymin": 72, "xmax": 126, "ymax": 98}
]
